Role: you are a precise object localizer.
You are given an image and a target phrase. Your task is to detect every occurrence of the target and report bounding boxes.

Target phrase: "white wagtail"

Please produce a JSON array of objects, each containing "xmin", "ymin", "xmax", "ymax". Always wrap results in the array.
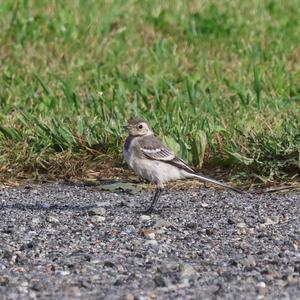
[{"xmin": 124, "ymin": 117, "xmax": 243, "ymax": 213}]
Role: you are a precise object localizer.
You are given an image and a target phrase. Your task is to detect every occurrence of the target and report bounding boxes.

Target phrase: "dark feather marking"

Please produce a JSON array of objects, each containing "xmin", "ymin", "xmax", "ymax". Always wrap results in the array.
[
  {"xmin": 166, "ymin": 158, "xmax": 196, "ymax": 174},
  {"xmin": 124, "ymin": 135, "xmax": 135, "ymax": 152}
]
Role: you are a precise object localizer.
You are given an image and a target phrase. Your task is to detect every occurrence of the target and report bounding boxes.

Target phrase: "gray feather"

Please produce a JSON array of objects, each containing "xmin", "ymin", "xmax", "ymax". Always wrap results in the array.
[{"xmin": 138, "ymin": 135, "xmax": 195, "ymax": 173}]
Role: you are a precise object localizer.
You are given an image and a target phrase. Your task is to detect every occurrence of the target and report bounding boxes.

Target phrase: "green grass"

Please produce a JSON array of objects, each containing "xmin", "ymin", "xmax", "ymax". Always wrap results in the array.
[{"xmin": 0, "ymin": 0, "xmax": 299, "ymax": 183}]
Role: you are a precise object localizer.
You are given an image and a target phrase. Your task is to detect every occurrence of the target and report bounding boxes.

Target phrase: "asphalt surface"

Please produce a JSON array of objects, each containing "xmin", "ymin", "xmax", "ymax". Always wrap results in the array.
[{"xmin": 0, "ymin": 182, "xmax": 300, "ymax": 300}]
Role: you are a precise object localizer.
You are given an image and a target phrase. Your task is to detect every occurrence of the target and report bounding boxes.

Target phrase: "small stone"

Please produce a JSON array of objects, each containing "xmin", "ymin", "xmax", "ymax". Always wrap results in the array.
[
  {"xmin": 145, "ymin": 240, "xmax": 158, "ymax": 248},
  {"xmin": 293, "ymin": 242, "xmax": 298, "ymax": 251},
  {"xmin": 93, "ymin": 216, "xmax": 106, "ymax": 222},
  {"xmin": 31, "ymin": 217, "xmax": 41, "ymax": 225},
  {"xmin": 263, "ymin": 216, "xmax": 279, "ymax": 225},
  {"xmin": 149, "ymin": 292, "xmax": 156, "ymax": 299},
  {"xmin": 154, "ymin": 275, "xmax": 167, "ymax": 287},
  {"xmin": 248, "ymin": 228, "xmax": 255, "ymax": 234},
  {"xmin": 13, "ymin": 267, "xmax": 25, "ymax": 272},
  {"xmin": 132, "ymin": 240, "xmax": 141, "ymax": 248},
  {"xmin": 142, "ymin": 229, "xmax": 156, "ymax": 239},
  {"xmin": 286, "ymin": 274, "xmax": 297, "ymax": 285},
  {"xmin": 256, "ymin": 281, "xmax": 267, "ymax": 294},
  {"xmin": 56, "ymin": 270, "xmax": 70, "ymax": 276},
  {"xmin": 154, "ymin": 219, "xmax": 172, "ymax": 228},
  {"xmin": 88, "ymin": 207, "xmax": 106, "ymax": 216},
  {"xmin": 205, "ymin": 228, "xmax": 214, "ymax": 235},
  {"xmin": 237, "ymin": 228, "xmax": 247, "ymax": 235},
  {"xmin": 200, "ymin": 202, "xmax": 209, "ymax": 208},
  {"xmin": 47, "ymin": 216, "xmax": 59, "ymax": 223},
  {"xmin": 227, "ymin": 218, "xmax": 236, "ymax": 225},
  {"xmin": 46, "ymin": 264, "xmax": 55, "ymax": 272},
  {"xmin": 238, "ymin": 242, "xmax": 249, "ymax": 250},
  {"xmin": 237, "ymin": 222, "xmax": 247, "ymax": 228},
  {"xmin": 229, "ymin": 259, "xmax": 238, "ymax": 266},
  {"xmin": 180, "ymin": 263, "xmax": 198, "ymax": 278},
  {"xmin": 186, "ymin": 222, "xmax": 197, "ymax": 229},
  {"xmin": 104, "ymin": 261, "xmax": 115, "ymax": 268},
  {"xmin": 125, "ymin": 293, "xmax": 135, "ymax": 300},
  {"xmin": 140, "ymin": 215, "xmax": 151, "ymax": 222},
  {"xmin": 257, "ymin": 224, "xmax": 266, "ymax": 230},
  {"xmin": 0, "ymin": 275, "xmax": 9, "ymax": 286},
  {"xmin": 257, "ymin": 282, "xmax": 266, "ymax": 288},
  {"xmin": 242, "ymin": 255, "xmax": 256, "ymax": 269},
  {"xmin": 30, "ymin": 280, "xmax": 44, "ymax": 291},
  {"xmin": 42, "ymin": 203, "xmax": 51, "ymax": 209}
]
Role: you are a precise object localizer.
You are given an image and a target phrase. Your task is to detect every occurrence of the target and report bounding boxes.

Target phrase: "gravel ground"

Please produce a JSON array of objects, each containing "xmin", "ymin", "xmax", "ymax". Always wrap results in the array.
[{"xmin": 0, "ymin": 182, "xmax": 300, "ymax": 300}]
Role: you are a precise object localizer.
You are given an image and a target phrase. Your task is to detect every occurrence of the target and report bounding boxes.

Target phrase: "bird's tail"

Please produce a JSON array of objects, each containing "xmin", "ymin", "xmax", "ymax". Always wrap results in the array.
[{"xmin": 190, "ymin": 173, "xmax": 243, "ymax": 194}]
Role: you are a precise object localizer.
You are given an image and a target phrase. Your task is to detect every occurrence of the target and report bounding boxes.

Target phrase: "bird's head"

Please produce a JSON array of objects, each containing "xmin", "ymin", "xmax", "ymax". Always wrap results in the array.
[{"xmin": 125, "ymin": 117, "xmax": 153, "ymax": 136}]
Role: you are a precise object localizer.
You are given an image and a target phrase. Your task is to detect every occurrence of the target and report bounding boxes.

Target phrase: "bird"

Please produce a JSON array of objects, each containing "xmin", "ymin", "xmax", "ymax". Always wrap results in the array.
[{"xmin": 123, "ymin": 117, "xmax": 243, "ymax": 213}]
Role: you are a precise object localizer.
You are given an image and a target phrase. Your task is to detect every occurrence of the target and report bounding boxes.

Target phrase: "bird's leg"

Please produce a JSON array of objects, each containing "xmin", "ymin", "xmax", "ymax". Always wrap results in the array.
[{"xmin": 144, "ymin": 187, "xmax": 163, "ymax": 214}]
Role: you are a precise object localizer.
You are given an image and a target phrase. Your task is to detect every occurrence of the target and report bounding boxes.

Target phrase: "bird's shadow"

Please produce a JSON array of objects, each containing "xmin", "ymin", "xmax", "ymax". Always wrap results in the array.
[{"xmin": 0, "ymin": 203, "xmax": 96, "ymax": 212}]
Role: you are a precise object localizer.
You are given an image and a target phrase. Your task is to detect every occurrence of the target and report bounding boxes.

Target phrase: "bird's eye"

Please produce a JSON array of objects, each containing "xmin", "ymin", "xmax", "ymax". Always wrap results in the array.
[{"xmin": 138, "ymin": 124, "xmax": 143, "ymax": 129}]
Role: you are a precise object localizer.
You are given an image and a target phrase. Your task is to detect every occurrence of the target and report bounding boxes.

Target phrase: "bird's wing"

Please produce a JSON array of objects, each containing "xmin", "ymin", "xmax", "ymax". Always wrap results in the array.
[
  {"xmin": 139, "ymin": 135, "xmax": 196, "ymax": 174},
  {"xmin": 138, "ymin": 135, "xmax": 243, "ymax": 194}
]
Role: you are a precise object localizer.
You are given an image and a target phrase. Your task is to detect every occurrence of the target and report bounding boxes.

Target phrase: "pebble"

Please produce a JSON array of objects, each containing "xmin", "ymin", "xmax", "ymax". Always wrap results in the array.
[
  {"xmin": 227, "ymin": 218, "xmax": 236, "ymax": 225},
  {"xmin": 125, "ymin": 293, "xmax": 135, "ymax": 300},
  {"xmin": 256, "ymin": 281, "xmax": 267, "ymax": 294},
  {"xmin": 140, "ymin": 215, "xmax": 151, "ymax": 222},
  {"xmin": 42, "ymin": 203, "xmax": 51, "ymax": 209},
  {"xmin": 257, "ymin": 281, "xmax": 266, "ymax": 288},
  {"xmin": 237, "ymin": 228, "xmax": 247, "ymax": 235},
  {"xmin": 154, "ymin": 219, "xmax": 172, "ymax": 228},
  {"xmin": 0, "ymin": 275, "xmax": 9, "ymax": 286},
  {"xmin": 153, "ymin": 275, "xmax": 167, "ymax": 287},
  {"xmin": 92, "ymin": 216, "xmax": 106, "ymax": 222},
  {"xmin": 145, "ymin": 240, "xmax": 158, "ymax": 248},
  {"xmin": 47, "ymin": 216, "xmax": 59, "ymax": 223},
  {"xmin": 148, "ymin": 292, "xmax": 156, "ymax": 299},
  {"xmin": 88, "ymin": 207, "xmax": 106, "ymax": 216},
  {"xmin": 141, "ymin": 229, "xmax": 156, "ymax": 239},
  {"xmin": 31, "ymin": 217, "xmax": 41, "ymax": 225},
  {"xmin": 236, "ymin": 222, "xmax": 247, "ymax": 228},
  {"xmin": 263, "ymin": 216, "xmax": 280, "ymax": 225},
  {"xmin": 242, "ymin": 255, "xmax": 256, "ymax": 269},
  {"xmin": 180, "ymin": 263, "xmax": 198, "ymax": 278}
]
